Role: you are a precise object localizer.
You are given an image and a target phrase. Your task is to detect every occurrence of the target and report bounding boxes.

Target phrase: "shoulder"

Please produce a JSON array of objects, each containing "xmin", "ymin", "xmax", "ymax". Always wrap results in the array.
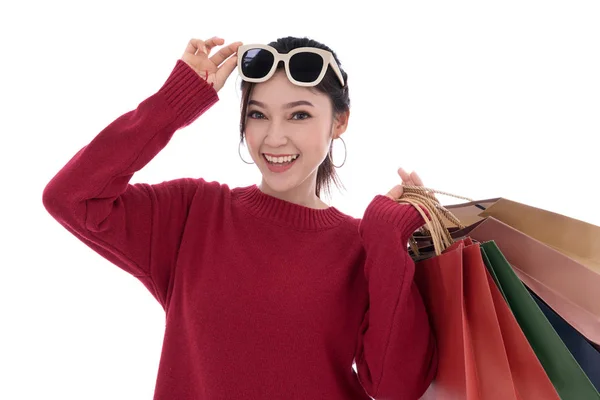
[
  {"xmin": 340, "ymin": 214, "xmax": 361, "ymax": 231},
  {"xmin": 195, "ymin": 177, "xmax": 232, "ymax": 198},
  {"xmin": 330, "ymin": 212, "xmax": 362, "ymax": 241}
]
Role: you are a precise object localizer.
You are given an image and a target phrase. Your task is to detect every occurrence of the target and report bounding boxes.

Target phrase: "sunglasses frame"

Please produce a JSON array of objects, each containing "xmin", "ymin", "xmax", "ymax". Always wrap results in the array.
[{"xmin": 237, "ymin": 44, "xmax": 345, "ymax": 87}]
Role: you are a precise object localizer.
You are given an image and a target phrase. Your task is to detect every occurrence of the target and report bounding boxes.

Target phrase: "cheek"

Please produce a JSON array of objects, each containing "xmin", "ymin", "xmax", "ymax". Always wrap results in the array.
[
  {"xmin": 243, "ymin": 123, "xmax": 262, "ymax": 151},
  {"xmin": 302, "ymin": 123, "xmax": 333, "ymax": 157}
]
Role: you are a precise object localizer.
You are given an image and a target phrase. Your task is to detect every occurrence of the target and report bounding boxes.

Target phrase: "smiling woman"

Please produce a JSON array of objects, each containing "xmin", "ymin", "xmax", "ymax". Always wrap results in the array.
[{"xmin": 42, "ymin": 35, "xmax": 437, "ymax": 400}]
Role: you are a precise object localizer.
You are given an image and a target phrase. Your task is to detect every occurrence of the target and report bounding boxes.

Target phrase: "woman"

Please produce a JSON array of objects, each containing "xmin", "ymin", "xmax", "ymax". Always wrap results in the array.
[{"xmin": 42, "ymin": 35, "xmax": 437, "ymax": 399}]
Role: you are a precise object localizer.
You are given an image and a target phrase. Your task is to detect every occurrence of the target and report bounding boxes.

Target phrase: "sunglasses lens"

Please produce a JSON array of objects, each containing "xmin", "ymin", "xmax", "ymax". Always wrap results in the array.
[
  {"xmin": 241, "ymin": 48, "xmax": 275, "ymax": 79},
  {"xmin": 289, "ymin": 52, "xmax": 324, "ymax": 83}
]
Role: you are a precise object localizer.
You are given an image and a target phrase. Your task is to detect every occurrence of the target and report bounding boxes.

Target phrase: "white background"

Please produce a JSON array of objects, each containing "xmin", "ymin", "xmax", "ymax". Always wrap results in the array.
[{"xmin": 1, "ymin": 0, "xmax": 599, "ymax": 398}]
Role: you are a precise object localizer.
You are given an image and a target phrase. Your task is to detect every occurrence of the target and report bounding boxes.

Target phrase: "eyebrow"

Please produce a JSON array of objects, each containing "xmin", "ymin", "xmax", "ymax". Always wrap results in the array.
[{"xmin": 248, "ymin": 100, "xmax": 315, "ymax": 109}]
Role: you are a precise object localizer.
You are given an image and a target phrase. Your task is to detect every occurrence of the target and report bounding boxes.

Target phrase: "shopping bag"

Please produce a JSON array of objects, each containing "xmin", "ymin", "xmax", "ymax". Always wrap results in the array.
[
  {"xmin": 414, "ymin": 240, "xmax": 476, "ymax": 400},
  {"xmin": 465, "ymin": 217, "xmax": 600, "ymax": 345},
  {"xmin": 396, "ymin": 187, "xmax": 559, "ymax": 399},
  {"xmin": 480, "ymin": 240, "xmax": 600, "ymax": 399},
  {"xmin": 528, "ymin": 288, "xmax": 600, "ymax": 391}
]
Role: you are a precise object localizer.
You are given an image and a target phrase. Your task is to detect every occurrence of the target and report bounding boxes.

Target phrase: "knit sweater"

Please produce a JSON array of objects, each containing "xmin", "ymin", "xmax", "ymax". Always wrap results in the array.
[{"xmin": 42, "ymin": 59, "xmax": 437, "ymax": 399}]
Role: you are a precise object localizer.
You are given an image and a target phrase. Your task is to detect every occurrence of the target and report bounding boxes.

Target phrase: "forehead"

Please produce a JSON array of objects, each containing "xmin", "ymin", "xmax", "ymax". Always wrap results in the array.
[{"xmin": 249, "ymin": 70, "xmax": 329, "ymax": 107}]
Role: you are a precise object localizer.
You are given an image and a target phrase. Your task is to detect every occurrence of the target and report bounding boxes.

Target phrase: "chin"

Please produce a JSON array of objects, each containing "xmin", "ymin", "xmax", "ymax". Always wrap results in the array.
[
  {"xmin": 261, "ymin": 175, "xmax": 302, "ymax": 194},
  {"xmin": 260, "ymin": 169, "xmax": 314, "ymax": 197}
]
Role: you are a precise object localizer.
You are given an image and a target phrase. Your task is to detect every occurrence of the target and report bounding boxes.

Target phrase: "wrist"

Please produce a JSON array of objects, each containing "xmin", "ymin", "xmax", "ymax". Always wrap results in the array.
[
  {"xmin": 158, "ymin": 59, "xmax": 219, "ymax": 127},
  {"xmin": 362, "ymin": 195, "xmax": 427, "ymax": 242}
]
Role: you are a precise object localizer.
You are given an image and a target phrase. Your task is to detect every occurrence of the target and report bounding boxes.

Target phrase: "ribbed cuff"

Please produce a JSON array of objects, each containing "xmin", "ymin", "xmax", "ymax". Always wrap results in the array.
[
  {"xmin": 158, "ymin": 59, "xmax": 219, "ymax": 128},
  {"xmin": 363, "ymin": 195, "xmax": 428, "ymax": 242}
]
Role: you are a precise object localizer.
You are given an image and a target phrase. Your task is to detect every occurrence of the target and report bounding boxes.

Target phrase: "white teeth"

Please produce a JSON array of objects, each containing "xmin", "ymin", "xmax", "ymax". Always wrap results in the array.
[{"xmin": 265, "ymin": 154, "xmax": 299, "ymax": 163}]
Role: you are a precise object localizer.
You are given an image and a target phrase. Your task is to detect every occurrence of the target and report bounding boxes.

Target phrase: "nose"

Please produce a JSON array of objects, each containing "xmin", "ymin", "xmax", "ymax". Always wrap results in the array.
[{"xmin": 263, "ymin": 120, "xmax": 288, "ymax": 148}]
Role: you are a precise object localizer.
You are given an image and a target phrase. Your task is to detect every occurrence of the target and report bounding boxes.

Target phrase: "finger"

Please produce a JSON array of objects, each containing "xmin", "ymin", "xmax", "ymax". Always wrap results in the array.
[
  {"xmin": 398, "ymin": 168, "xmax": 413, "ymax": 185},
  {"xmin": 184, "ymin": 38, "xmax": 206, "ymax": 55},
  {"xmin": 215, "ymin": 55, "xmax": 239, "ymax": 84},
  {"xmin": 411, "ymin": 171, "xmax": 424, "ymax": 186},
  {"xmin": 211, "ymin": 41, "xmax": 243, "ymax": 66},
  {"xmin": 386, "ymin": 184, "xmax": 404, "ymax": 200},
  {"xmin": 204, "ymin": 37, "xmax": 225, "ymax": 54}
]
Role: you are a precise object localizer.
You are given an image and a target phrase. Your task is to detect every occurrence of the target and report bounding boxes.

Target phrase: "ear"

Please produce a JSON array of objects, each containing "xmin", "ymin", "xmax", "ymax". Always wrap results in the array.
[{"xmin": 331, "ymin": 110, "xmax": 350, "ymax": 139}]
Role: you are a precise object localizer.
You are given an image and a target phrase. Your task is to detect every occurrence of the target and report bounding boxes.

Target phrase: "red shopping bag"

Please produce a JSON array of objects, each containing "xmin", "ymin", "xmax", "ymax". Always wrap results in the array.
[{"xmin": 415, "ymin": 238, "xmax": 560, "ymax": 399}]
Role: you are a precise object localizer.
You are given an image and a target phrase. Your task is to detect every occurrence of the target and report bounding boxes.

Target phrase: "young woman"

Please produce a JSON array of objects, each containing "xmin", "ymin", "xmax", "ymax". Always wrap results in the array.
[{"xmin": 43, "ymin": 35, "xmax": 437, "ymax": 399}]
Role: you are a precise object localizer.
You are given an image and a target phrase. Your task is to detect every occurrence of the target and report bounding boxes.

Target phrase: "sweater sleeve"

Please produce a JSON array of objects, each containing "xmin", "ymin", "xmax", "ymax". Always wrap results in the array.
[
  {"xmin": 42, "ymin": 60, "xmax": 218, "ymax": 309},
  {"xmin": 355, "ymin": 195, "xmax": 438, "ymax": 400}
]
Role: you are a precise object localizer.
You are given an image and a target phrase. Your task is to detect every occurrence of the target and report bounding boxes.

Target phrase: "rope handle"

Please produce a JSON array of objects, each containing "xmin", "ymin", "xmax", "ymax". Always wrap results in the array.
[
  {"xmin": 400, "ymin": 185, "xmax": 474, "ymax": 202},
  {"xmin": 396, "ymin": 185, "xmax": 471, "ymax": 256}
]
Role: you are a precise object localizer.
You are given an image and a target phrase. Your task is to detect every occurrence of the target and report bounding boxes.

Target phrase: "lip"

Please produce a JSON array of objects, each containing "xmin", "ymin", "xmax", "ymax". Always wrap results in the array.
[
  {"xmin": 262, "ymin": 153, "xmax": 299, "ymax": 157},
  {"xmin": 262, "ymin": 154, "xmax": 299, "ymax": 173}
]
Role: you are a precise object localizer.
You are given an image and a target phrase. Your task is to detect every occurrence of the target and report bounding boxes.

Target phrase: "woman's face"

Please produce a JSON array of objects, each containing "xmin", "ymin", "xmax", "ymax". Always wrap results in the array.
[{"xmin": 243, "ymin": 70, "xmax": 348, "ymax": 197}]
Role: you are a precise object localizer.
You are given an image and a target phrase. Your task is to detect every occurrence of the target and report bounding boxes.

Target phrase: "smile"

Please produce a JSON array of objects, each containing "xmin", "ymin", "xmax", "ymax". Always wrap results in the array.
[{"xmin": 262, "ymin": 153, "xmax": 300, "ymax": 173}]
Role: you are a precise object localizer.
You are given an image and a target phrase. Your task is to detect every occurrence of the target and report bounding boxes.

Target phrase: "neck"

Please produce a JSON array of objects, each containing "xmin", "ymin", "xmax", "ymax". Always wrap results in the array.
[{"xmin": 258, "ymin": 176, "xmax": 328, "ymax": 210}]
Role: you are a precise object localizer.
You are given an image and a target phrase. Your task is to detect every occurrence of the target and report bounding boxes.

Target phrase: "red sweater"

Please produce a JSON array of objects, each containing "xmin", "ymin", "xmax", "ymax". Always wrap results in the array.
[{"xmin": 42, "ymin": 60, "xmax": 437, "ymax": 399}]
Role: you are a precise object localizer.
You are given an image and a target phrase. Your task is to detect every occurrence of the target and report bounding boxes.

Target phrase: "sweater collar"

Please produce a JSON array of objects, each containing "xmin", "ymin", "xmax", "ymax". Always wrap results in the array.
[{"xmin": 233, "ymin": 184, "xmax": 349, "ymax": 231}]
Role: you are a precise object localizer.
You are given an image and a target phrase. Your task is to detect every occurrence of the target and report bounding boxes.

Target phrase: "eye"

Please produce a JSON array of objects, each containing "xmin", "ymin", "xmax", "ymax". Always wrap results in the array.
[
  {"xmin": 291, "ymin": 111, "xmax": 311, "ymax": 120},
  {"xmin": 247, "ymin": 110, "xmax": 265, "ymax": 119}
]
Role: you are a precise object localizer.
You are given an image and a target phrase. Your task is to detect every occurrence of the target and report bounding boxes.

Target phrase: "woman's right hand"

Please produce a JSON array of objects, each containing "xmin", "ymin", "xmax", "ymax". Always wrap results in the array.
[{"xmin": 181, "ymin": 37, "xmax": 243, "ymax": 92}]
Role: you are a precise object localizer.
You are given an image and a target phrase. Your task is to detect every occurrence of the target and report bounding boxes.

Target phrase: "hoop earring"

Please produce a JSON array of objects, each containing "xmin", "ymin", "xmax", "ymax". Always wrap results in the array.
[
  {"xmin": 328, "ymin": 136, "xmax": 347, "ymax": 168},
  {"xmin": 238, "ymin": 139, "xmax": 255, "ymax": 165}
]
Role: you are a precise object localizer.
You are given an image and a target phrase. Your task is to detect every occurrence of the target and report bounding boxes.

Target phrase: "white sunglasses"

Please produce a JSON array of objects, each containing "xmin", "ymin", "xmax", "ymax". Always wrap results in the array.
[{"xmin": 237, "ymin": 44, "xmax": 345, "ymax": 87}]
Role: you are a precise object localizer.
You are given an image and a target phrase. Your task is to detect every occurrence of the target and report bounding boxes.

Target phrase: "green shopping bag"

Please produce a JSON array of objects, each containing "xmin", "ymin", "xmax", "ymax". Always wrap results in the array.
[{"xmin": 481, "ymin": 241, "xmax": 600, "ymax": 399}]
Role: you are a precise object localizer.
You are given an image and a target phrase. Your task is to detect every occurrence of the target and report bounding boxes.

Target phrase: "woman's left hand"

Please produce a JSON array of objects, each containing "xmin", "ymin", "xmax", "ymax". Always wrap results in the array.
[{"xmin": 385, "ymin": 168, "xmax": 424, "ymax": 200}]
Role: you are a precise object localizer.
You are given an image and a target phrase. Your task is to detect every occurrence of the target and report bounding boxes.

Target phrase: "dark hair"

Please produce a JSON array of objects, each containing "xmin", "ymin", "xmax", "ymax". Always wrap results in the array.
[{"xmin": 239, "ymin": 36, "xmax": 350, "ymax": 199}]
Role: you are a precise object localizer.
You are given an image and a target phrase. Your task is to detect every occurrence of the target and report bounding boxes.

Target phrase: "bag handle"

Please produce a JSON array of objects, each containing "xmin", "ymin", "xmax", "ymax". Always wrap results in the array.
[{"xmin": 396, "ymin": 185, "xmax": 472, "ymax": 256}]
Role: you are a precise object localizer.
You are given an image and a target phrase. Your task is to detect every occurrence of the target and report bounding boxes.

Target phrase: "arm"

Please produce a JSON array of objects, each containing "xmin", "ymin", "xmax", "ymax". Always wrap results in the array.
[
  {"xmin": 355, "ymin": 195, "xmax": 438, "ymax": 400},
  {"xmin": 42, "ymin": 60, "xmax": 218, "ymax": 308}
]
